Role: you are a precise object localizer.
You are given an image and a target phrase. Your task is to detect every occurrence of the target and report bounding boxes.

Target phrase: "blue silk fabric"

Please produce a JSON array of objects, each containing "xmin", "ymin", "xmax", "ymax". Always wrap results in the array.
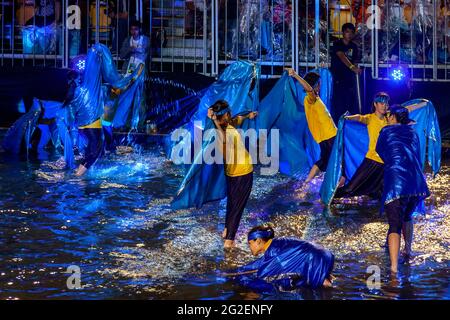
[
  {"xmin": 171, "ymin": 61, "xmax": 260, "ymax": 210},
  {"xmin": 68, "ymin": 43, "xmax": 145, "ymax": 129},
  {"xmin": 257, "ymin": 68, "xmax": 333, "ymax": 177},
  {"xmin": 376, "ymin": 124, "xmax": 430, "ymax": 206},
  {"xmin": 320, "ymin": 100, "xmax": 441, "ymax": 206},
  {"xmin": 236, "ymin": 238, "xmax": 334, "ymax": 290}
]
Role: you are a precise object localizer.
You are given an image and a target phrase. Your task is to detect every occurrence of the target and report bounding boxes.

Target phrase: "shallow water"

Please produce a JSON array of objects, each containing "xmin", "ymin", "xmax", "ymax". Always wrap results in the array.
[{"xmin": 0, "ymin": 131, "xmax": 449, "ymax": 300}]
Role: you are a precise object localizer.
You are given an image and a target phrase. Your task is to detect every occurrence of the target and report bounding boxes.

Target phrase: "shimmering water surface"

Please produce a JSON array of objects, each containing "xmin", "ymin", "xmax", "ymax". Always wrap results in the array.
[{"xmin": 0, "ymin": 131, "xmax": 449, "ymax": 300}]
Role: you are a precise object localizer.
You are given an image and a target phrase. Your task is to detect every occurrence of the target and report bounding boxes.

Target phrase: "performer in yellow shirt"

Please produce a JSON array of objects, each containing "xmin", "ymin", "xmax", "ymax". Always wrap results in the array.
[
  {"xmin": 334, "ymin": 92, "xmax": 390, "ymax": 199},
  {"xmin": 207, "ymin": 100, "xmax": 257, "ymax": 248},
  {"xmin": 287, "ymin": 69, "xmax": 337, "ymax": 183}
]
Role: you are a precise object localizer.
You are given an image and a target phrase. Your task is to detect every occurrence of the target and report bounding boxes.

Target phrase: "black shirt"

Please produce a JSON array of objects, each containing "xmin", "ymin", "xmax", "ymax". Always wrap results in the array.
[{"xmin": 330, "ymin": 39, "xmax": 359, "ymax": 82}]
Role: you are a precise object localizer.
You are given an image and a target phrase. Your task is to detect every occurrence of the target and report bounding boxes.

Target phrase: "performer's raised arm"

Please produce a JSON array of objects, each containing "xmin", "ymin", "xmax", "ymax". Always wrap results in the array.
[{"xmin": 404, "ymin": 99, "xmax": 429, "ymax": 112}]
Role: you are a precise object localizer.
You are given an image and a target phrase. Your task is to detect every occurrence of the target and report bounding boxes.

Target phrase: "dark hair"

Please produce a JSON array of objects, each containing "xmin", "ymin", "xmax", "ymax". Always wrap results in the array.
[
  {"xmin": 304, "ymin": 72, "xmax": 320, "ymax": 89},
  {"xmin": 342, "ymin": 22, "xmax": 356, "ymax": 33},
  {"xmin": 130, "ymin": 20, "xmax": 141, "ymax": 29},
  {"xmin": 211, "ymin": 100, "xmax": 229, "ymax": 112},
  {"xmin": 248, "ymin": 225, "xmax": 275, "ymax": 241},
  {"xmin": 389, "ymin": 105, "xmax": 411, "ymax": 125},
  {"xmin": 372, "ymin": 92, "xmax": 390, "ymax": 112}
]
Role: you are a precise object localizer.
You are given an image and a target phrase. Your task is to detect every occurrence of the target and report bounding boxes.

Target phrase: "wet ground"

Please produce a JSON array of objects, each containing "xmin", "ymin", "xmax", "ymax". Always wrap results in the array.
[{"xmin": 0, "ymin": 131, "xmax": 449, "ymax": 300}]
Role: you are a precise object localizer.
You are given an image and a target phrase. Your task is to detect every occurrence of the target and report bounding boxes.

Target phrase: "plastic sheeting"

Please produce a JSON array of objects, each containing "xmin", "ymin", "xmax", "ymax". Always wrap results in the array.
[
  {"xmin": 376, "ymin": 124, "xmax": 430, "ymax": 207},
  {"xmin": 67, "ymin": 43, "xmax": 145, "ymax": 129},
  {"xmin": 257, "ymin": 68, "xmax": 333, "ymax": 177},
  {"xmin": 235, "ymin": 238, "xmax": 334, "ymax": 290},
  {"xmin": 171, "ymin": 61, "xmax": 260, "ymax": 210},
  {"xmin": 320, "ymin": 100, "xmax": 441, "ymax": 206}
]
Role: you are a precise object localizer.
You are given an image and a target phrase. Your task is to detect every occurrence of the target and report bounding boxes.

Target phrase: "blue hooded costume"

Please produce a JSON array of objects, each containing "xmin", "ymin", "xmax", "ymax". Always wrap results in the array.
[
  {"xmin": 320, "ymin": 100, "xmax": 441, "ymax": 207},
  {"xmin": 236, "ymin": 238, "xmax": 334, "ymax": 290},
  {"xmin": 376, "ymin": 124, "xmax": 430, "ymax": 207}
]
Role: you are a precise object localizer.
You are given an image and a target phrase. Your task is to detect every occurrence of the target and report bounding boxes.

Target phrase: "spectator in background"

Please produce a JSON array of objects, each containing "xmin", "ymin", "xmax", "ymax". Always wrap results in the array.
[
  {"xmin": 219, "ymin": 0, "xmax": 238, "ymax": 57},
  {"xmin": 109, "ymin": 0, "xmax": 135, "ymax": 52},
  {"xmin": 120, "ymin": 20, "xmax": 150, "ymax": 75},
  {"xmin": 330, "ymin": 22, "xmax": 362, "ymax": 122}
]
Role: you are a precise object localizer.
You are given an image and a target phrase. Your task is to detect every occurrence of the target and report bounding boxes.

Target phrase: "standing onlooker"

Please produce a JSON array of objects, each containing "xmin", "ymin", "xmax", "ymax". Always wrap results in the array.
[
  {"xmin": 120, "ymin": 20, "xmax": 150, "ymax": 74},
  {"xmin": 330, "ymin": 22, "xmax": 362, "ymax": 122}
]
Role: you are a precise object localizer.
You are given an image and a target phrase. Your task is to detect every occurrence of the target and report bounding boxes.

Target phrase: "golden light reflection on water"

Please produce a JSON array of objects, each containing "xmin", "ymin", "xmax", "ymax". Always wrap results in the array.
[{"xmin": 101, "ymin": 164, "xmax": 449, "ymax": 298}]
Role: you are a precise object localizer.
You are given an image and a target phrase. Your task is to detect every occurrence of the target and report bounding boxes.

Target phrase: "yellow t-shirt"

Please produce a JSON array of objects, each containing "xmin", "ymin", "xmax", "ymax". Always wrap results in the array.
[
  {"xmin": 359, "ymin": 113, "xmax": 387, "ymax": 163},
  {"xmin": 304, "ymin": 93, "xmax": 337, "ymax": 143},
  {"xmin": 224, "ymin": 125, "xmax": 253, "ymax": 177},
  {"xmin": 79, "ymin": 118, "xmax": 102, "ymax": 129}
]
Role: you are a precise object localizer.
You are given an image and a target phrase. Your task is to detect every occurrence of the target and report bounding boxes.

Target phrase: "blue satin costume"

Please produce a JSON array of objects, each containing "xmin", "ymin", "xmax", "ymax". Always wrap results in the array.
[
  {"xmin": 236, "ymin": 238, "xmax": 334, "ymax": 290},
  {"xmin": 320, "ymin": 100, "xmax": 441, "ymax": 207},
  {"xmin": 376, "ymin": 124, "xmax": 430, "ymax": 208}
]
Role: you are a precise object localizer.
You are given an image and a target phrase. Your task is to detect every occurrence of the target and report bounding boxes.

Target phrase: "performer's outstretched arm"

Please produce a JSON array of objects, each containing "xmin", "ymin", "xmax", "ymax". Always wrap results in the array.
[
  {"xmin": 344, "ymin": 114, "xmax": 363, "ymax": 122},
  {"xmin": 286, "ymin": 68, "xmax": 317, "ymax": 103},
  {"xmin": 404, "ymin": 99, "xmax": 429, "ymax": 112},
  {"xmin": 231, "ymin": 112, "xmax": 258, "ymax": 127}
]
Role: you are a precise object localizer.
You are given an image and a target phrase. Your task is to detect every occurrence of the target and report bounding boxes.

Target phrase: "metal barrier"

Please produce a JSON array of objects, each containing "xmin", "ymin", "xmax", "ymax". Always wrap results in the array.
[{"xmin": 1, "ymin": 1, "xmax": 449, "ymax": 81}]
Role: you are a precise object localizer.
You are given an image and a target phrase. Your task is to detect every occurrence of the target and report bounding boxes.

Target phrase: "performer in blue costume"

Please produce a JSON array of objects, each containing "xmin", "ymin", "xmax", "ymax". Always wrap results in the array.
[
  {"xmin": 321, "ymin": 98, "xmax": 440, "ymax": 206},
  {"xmin": 224, "ymin": 225, "xmax": 334, "ymax": 289},
  {"xmin": 286, "ymin": 68, "xmax": 337, "ymax": 183},
  {"xmin": 66, "ymin": 44, "xmax": 144, "ymax": 176},
  {"xmin": 207, "ymin": 100, "xmax": 257, "ymax": 248},
  {"xmin": 376, "ymin": 106, "xmax": 430, "ymax": 273}
]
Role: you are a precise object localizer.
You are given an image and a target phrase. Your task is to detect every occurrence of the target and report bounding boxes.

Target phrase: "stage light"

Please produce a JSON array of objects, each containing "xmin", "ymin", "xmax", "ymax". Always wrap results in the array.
[
  {"xmin": 70, "ymin": 55, "xmax": 87, "ymax": 73},
  {"xmin": 390, "ymin": 67, "xmax": 406, "ymax": 81}
]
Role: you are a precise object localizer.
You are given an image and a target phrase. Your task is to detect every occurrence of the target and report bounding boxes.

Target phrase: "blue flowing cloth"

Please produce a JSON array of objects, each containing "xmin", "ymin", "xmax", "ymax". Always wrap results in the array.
[
  {"xmin": 2, "ymin": 98, "xmax": 64, "ymax": 154},
  {"xmin": 320, "ymin": 100, "xmax": 441, "ymax": 206},
  {"xmin": 376, "ymin": 124, "xmax": 430, "ymax": 207},
  {"xmin": 257, "ymin": 68, "xmax": 333, "ymax": 177},
  {"xmin": 2, "ymin": 98, "xmax": 42, "ymax": 155},
  {"xmin": 171, "ymin": 61, "xmax": 260, "ymax": 209},
  {"xmin": 67, "ymin": 43, "xmax": 144, "ymax": 128},
  {"xmin": 236, "ymin": 238, "xmax": 334, "ymax": 290}
]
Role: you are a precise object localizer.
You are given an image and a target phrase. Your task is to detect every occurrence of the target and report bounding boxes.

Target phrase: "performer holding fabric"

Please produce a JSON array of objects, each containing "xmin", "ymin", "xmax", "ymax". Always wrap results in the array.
[
  {"xmin": 224, "ymin": 225, "xmax": 334, "ymax": 289},
  {"xmin": 207, "ymin": 100, "xmax": 257, "ymax": 248},
  {"xmin": 287, "ymin": 68, "xmax": 337, "ymax": 183},
  {"xmin": 334, "ymin": 92, "xmax": 390, "ymax": 199},
  {"xmin": 376, "ymin": 106, "xmax": 430, "ymax": 273}
]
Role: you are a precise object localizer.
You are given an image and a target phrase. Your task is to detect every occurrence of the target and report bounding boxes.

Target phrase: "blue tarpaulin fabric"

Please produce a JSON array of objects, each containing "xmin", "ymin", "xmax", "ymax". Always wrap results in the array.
[
  {"xmin": 2, "ymin": 98, "xmax": 41, "ymax": 155},
  {"xmin": 405, "ymin": 100, "xmax": 441, "ymax": 176},
  {"xmin": 236, "ymin": 238, "xmax": 334, "ymax": 290},
  {"xmin": 68, "ymin": 43, "xmax": 145, "ymax": 128},
  {"xmin": 171, "ymin": 61, "xmax": 259, "ymax": 209},
  {"xmin": 257, "ymin": 68, "xmax": 333, "ymax": 177},
  {"xmin": 320, "ymin": 100, "xmax": 441, "ymax": 206},
  {"xmin": 376, "ymin": 124, "xmax": 430, "ymax": 207}
]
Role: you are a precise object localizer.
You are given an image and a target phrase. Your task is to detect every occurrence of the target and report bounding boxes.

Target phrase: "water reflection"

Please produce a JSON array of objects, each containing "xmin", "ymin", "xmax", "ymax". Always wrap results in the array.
[{"xmin": 0, "ymin": 131, "xmax": 449, "ymax": 300}]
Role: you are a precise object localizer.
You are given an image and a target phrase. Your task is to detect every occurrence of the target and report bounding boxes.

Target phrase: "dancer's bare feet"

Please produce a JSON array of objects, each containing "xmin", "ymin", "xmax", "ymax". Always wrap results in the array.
[
  {"xmin": 75, "ymin": 164, "xmax": 88, "ymax": 176},
  {"xmin": 338, "ymin": 176, "xmax": 346, "ymax": 188},
  {"xmin": 224, "ymin": 240, "xmax": 235, "ymax": 248},
  {"xmin": 323, "ymin": 278, "xmax": 333, "ymax": 288}
]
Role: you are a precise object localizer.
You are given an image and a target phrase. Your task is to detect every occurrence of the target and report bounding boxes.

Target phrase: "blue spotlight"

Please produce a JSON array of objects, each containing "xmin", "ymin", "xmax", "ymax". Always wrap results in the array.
[
  {"xmin": 390, "ymin": 67, "xmax": 406, "ymax": 81},
  {"xmin": 70, "ymin": 55, "xmax": 87, "ymax": 73}
]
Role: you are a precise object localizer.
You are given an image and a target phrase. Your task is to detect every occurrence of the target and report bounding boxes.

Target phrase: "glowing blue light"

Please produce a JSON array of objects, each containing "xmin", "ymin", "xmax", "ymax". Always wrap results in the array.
[
  {"xmin": 70, "ymin": 55, "xmax": 87, "ymax": 73},
  {"xmin": 390, "ymin": 68, "xmax": 405, "ymax": 81}
]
